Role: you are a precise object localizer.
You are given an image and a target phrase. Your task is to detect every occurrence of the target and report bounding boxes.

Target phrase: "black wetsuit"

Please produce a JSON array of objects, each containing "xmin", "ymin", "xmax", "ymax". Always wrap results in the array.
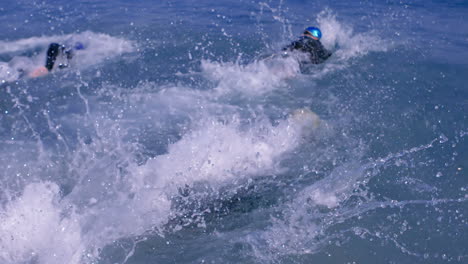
[
  {"xmin": 45, "ymin": 43, "xmax": 74, "ymax": 71},
  {"xmin": 283, "ymin": 36, "xmax": 332, "ymax": 64}
]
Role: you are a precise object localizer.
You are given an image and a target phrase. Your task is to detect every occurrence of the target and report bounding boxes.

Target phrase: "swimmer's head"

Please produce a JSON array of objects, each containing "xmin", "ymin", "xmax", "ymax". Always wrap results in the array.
[
  {"xmin": 303, "ymin": 27, "xmax": 322, "ymax": 40},
  {"xmin": 74, "ymin": 42, "xmax": 85, "ymax": 50}
]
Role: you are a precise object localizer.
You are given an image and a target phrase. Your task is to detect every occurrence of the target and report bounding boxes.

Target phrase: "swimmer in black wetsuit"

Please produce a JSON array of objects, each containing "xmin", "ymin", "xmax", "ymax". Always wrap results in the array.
[
  {"xmin": 283, "ymin": 26, "xmax": 332, "ymax": 64},
  {"xmin": 30, "ymin": 41, "xmax": 85, "ymax": 78}
]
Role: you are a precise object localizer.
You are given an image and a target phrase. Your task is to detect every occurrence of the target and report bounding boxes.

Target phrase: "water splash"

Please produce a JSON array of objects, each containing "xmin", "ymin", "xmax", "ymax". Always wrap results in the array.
[{"xmin": 0, "ymin": 31, "xmax": 135, "ymax": 83}]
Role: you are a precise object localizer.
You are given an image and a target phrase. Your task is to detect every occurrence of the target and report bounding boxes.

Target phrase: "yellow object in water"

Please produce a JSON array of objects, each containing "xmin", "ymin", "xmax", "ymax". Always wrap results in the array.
[{"xmin": 289, "ymin": 108, "xmax": 321, "ymax": 131}]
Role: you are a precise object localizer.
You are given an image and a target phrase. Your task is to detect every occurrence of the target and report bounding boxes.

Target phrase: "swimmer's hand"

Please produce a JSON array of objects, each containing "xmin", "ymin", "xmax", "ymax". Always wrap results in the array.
[{"xmin": 29, "ymin": 66, "xmax": 49, "ymax": 78}]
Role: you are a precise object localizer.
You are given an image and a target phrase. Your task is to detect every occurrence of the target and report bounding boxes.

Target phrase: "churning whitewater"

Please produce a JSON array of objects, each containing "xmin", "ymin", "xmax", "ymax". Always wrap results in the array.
[{"xmin": 0, "ymin": 1, "xmax": 467, "ymax": 263}]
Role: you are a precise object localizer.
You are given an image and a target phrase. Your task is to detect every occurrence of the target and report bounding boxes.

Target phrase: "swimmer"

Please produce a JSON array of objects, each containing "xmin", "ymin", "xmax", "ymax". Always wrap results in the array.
[
  {"xmin": 29, "ymin": 42, "xmax": 85, "ymax": 78},
  {"xmin": 283, "ymin": 26, "xmax": 332, "ymax": 64}
]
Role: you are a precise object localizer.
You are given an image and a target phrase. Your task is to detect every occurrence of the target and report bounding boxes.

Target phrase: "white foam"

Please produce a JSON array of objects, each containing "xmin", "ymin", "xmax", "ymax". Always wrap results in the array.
[
  {"xmin": 249, "ymin": 161, "xmax": 368, "ymax": 261},
  {"xmin": 316, "ymin": 10, "xmax": 387, "ymax": 67},
  {"xmin": 0, "ymin": 182, "xmax": 83, "ymax": 264},
  {"xmin": 0, "ymin": 36, "xmax": 69, "ymax": 54},
  {"xmin": 136, "ymin": 110, "xmax": 321, "ymax": 191},
  {"xmin": 301, "ymin": 163, "xmax": 367, "ymax": 208},
  {"xmin": 52, "ymin": 107, "xmax": 321, "ymax": 263},
  {"xmin": 65, "ymin": 31, "xmax": 136, "ymax": 69},
  {"xmin": 201, "ymin": 55, "xmax": 300, "ymax": 96},
  {"xmin": 0, "ymin": 61, "xmax": 22, "ymax": 83}
]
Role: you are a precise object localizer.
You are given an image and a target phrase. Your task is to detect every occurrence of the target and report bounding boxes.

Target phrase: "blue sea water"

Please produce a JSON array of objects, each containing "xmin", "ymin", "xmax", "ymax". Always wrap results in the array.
[{"xmin": 0, "ymin": 0, "xmax": 467, "ymax": 263}]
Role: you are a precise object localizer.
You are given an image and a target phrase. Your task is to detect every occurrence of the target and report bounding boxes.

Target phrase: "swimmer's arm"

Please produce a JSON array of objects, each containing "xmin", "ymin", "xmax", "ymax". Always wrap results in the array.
[
  {"xmin": 318, "ymin": 43, "xmax": 332, "ymax": 60},
  {"xmin": 44, "ymin": 43, "xmax": 61, "ymax": 71},
  {"xmin": 29, "ymin": 66, "xmax": 49, "ymax": 78},
  {"xmin": 282, "ymin": 40, "xmax": 300, "ymax": 51}
]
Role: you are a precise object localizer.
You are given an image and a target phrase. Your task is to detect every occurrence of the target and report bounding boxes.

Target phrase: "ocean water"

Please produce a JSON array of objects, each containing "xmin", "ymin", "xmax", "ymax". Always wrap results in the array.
[{"xmin": 0, "ymin": 0, "xmax": 467, "ymax": 263}]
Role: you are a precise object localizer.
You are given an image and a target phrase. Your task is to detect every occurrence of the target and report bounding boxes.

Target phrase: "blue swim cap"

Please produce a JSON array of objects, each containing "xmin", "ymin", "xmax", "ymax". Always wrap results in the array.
[
  {"xmin": 74, "ymin": 42, "xmax": 85, "ymax": 50},
  {"xmin": 304, "ymin": 27, "xmax": 322, "ymax": 39}
]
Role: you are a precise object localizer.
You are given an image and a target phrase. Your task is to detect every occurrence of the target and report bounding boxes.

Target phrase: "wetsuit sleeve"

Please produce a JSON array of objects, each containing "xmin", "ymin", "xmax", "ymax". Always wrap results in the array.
[
  {"xmin": 310, "ymin": 43, "xmax": 332, "ymax": 64},
  {"xmin": 319, "ymin": 47, "xmax": 332, "ymax": 60},
  {"xmin": 282, "ymin": 40, "xmax": 302, "ymax": 51},
  {"xmin": 308, "ymin": 49, "xmax": 321, "ymax": 64},
  {"xmin": 45, "ymin": 43, "xmax": 61, "ymax": 71},
  {"xmin": 318, "ymin": 41, "xmax": 332, "ymax": 60}
]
